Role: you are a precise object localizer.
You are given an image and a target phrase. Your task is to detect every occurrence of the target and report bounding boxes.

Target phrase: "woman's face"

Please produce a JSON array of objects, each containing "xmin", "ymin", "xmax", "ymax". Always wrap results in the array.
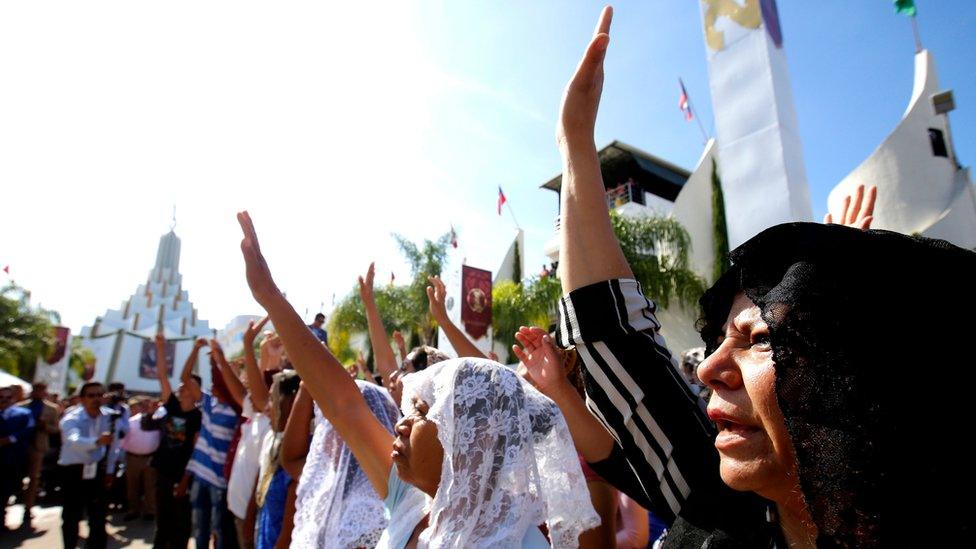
[
  {"xmin": 696, "ymin": 292, "xmax": 799, "ymax": 503},
  {"xmin": 391, "ymin": 396, "xmax": 444, "ymax": 497}
]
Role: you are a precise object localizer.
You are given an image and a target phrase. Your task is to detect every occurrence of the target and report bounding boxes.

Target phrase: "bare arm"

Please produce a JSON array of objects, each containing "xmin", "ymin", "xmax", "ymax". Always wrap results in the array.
[
  {"xmin": 427, "ymin": 275, "xmax": 486, "ymax": 359},
  {"xmin": 180, "ymin": 338, "xmax": 207, "ymax": 403},
  {"xmin": 616, "ymin": 493, "xmax": 650, "ymax": 549},
  {"xmin": 238, "ymin": 211, "xmax": 395, "ymax": 497},
  {"xmin": 154, "ymin": 333, "xmax": 173, "ymax": 402},
  {"xmin": 359, "ymin": 262, "xmax": 399, "ymax": 384},
  {"xmin": 275, "ymin": 480, "xmax": 299, "ymax": 549},
  {"xmin": 556, "ymin": 6, "xmax": 632, "ymax": 295},
  {"xmin": 243, "ymin": 317, "xmax": 272, "ymax": 413},
  {"xmin": 211, "ymin": 340, "xmax": 246, "ymax": 409},
  {"xmin": 513, "ymin": 327, "xmax": 614, "ymax": 462},
  {"xmin": 280, "ymin": 384, "xmax": 314, "ymax": 479}
]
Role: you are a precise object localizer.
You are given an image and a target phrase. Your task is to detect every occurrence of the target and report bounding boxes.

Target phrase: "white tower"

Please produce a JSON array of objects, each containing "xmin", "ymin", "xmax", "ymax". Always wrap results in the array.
[{"xmin": 699, "ymin": 0, "xmax": 813, "ymax": 247}]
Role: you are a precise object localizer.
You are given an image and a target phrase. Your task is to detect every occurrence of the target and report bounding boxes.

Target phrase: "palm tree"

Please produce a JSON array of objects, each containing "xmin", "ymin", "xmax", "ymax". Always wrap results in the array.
[
  {"xmin": 610, "ymin": 211, "xmax": 707, "ymax": 310},
  {"xmin": 492, "ymin": 274, "xmax": 561, "ymax": 363},
  {"xmin": 328, "ymin": 231, "xmax": 452, "ymax": 363}
]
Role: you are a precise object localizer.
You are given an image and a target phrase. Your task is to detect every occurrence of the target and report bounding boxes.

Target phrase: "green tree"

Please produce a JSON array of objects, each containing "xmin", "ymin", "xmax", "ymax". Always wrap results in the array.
[
  {"xmin": 391, "ymin": 232, "xmax": 452, "ymax": 344},
  {"xmin": 610, "ymin": 211, "xmax": 707, "ymax": 310},
  {"xmin": 711, "ymin": 158, "xmax": 731, "ymax": 282},
  {"xmin": 0, "ymin": 282, "xmax": 54, "ymax": 379},
  {"xmin": 328, "ymin": 231, "xmax": 452, "ymax": 362},
  {"xmin": 68, "ymin": 337, "xmax": 96, "ymax": 382},
  {"xmin": 491, "ymin": 274, "xmax": 561, "ymax": 363}
]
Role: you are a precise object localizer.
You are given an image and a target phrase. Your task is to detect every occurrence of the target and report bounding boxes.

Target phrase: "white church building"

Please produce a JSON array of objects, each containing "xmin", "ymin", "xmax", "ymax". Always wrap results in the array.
[{"xmin": 78, "ymin": 229, "xmax": 214, "ymax": 394}]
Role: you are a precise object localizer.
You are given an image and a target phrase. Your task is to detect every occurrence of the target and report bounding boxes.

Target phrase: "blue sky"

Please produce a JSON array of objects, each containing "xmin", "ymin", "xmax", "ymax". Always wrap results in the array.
[{"xmin": 1, "ymin": 1, "xmax": 973, "ymax": 331}]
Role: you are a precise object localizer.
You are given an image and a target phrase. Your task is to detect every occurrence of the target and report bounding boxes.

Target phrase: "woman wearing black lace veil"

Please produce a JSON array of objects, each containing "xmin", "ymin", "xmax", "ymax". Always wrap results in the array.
[
  {"xmin": 548, "ymin": 6, "xmax": 976, "ymax": 546},
  {"xmin": 697, "ymin": 221, "xmax": 976, "ymax": 546}
]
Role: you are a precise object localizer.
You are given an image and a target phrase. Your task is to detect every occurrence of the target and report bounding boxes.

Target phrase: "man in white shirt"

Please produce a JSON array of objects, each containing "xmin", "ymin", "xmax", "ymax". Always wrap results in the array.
[{"xmin": 120, "ymin": 396, "xmax": 161, "ymax": 520}]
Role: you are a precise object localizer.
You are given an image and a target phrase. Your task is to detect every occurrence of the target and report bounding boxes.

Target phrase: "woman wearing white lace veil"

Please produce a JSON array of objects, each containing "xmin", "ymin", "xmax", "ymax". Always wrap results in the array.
[
  {"xmin": 236, "ymin": 212, "xmax": 599, "ymax": 548},
  {"xmin": 382, "ymin": 358, "xmax": 600, "ymax": 548},
  {"xmin": 290, "ymin": 381, "xmax": 400, "ymax": 548}
]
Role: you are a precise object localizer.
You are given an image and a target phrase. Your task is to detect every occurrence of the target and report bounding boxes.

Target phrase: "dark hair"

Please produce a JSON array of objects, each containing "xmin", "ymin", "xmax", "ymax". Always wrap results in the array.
[
  {"xmin": 314, "ymin": 313, "xmax": 325, "ymax": 320},
  {"xmin": 107, "ymin": 382, "xmax": 125, "ymax": 393},
  {"xmin": 78, "ymin": 381, "xmax": 104, "ymax": 396},
  {"xmin": 190, "ymin": 374, "xmax": 203, "ymax": 387}
]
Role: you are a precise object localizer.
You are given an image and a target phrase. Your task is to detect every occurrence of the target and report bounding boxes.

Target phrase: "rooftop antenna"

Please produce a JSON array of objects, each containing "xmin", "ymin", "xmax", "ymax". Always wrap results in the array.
[{"xmin": 170, "ymin": 205, "xmax": 177, "ymax": 232}]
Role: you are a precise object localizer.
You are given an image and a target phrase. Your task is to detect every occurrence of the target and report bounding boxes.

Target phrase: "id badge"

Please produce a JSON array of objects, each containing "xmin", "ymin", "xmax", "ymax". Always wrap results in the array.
[{"xmin": 83, "ymin": 462, "xmax": 97, "ymax": 480}]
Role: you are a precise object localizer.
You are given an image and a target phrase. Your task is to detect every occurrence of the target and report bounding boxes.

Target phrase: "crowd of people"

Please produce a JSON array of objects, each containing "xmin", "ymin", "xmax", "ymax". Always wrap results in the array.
[{"xmin": 3, "ymin": 6, "xmax": 974, "ymax": 548}]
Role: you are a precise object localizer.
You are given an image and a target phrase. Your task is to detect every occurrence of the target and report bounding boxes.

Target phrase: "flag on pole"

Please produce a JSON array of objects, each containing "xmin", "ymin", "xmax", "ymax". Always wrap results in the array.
[
  {"xmin": 390, "ymin": 271, "xmax": 395, "ymax": 285},
  {"xmin": 2, "ymin": 265, "xmax": 8, "ymax": 275},
  {"xmin": 894, "ymin": 0, "xmax": 916, "ymax": 17},
  {"xmin": 450, "ymin": 225, "xmax": 458, "ymax": 248},
  {"xmin": 678, "ymin": 78, "xmax": 693, "ymax": 121},
  {"xmin": 497, "ymin": 186, "xmax": 507, "ymax": 215}
]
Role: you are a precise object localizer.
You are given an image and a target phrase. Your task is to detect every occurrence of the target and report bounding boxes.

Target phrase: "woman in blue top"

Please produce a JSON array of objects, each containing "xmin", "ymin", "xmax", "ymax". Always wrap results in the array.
[{"xmin": 236, "ymin": 212, "xmax": 599, "ymax": 548}]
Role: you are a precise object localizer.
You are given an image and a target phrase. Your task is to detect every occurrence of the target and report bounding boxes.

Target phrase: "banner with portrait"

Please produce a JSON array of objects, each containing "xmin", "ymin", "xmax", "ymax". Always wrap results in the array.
[
  {"xmin": 460, "ymin": 265, "xmax": 492, "ymax": 340},
  {"xmin": 140, "ymin": 338, "xmax": 175, "ymax": 379}
]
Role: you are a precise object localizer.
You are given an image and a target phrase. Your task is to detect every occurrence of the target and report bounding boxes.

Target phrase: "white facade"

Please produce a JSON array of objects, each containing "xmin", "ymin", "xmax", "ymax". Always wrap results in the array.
[
  {"xmin": 78, "ymin": 230, "xmax": 213, "ymax": 394},
  {"xmin": 828, "ymin": 50, "xmax": 976, "ymax": 249},
  {"xmin": 216, "ymin": 315, "xmax": 276, "ymax": 359}
]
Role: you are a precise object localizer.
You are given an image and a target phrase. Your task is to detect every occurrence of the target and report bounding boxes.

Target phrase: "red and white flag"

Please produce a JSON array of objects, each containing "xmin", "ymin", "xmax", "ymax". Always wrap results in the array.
[
  {"xmin": 450, "ymin": 225, "xmax": 458, "ymax": 249},
  {"xmin": 2, "ymin": 265, "xmax": 8, "ymax": 275},
  {"xmin": 497, "ymin": 186, "xmax": 507, "ymax": 216},
  {"xmin": 678, "ymin": 78, "xmax": 693, "ymax": 121}
]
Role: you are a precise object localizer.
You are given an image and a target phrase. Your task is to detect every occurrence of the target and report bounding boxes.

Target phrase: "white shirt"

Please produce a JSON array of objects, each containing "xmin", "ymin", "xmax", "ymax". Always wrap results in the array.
[
  {"xmin": 226, "ymin": 396, "xmax": 271, "ymax": 519},
  {"xmin": 120, "ymin": 413, "xmax": 161, "ymax": 456}
]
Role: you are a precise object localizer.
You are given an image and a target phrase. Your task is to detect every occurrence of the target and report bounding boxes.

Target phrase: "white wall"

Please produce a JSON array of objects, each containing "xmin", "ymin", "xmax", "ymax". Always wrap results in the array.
[{"xmin": 828, "ymin": 50, "xmax": 976, "ymax": 249}]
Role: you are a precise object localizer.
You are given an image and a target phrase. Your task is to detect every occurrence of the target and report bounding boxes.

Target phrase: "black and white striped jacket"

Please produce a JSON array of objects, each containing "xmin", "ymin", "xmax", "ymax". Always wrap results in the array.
[{"xmin": 557, "ymin": 279, "xmax": 776, "ymax": 548}]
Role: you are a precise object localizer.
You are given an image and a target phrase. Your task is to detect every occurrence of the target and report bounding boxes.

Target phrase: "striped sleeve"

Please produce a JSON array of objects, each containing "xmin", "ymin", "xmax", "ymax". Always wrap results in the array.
[{"xmin": 556, "ymin": 278, "xmax": 722, "ymax": 524}]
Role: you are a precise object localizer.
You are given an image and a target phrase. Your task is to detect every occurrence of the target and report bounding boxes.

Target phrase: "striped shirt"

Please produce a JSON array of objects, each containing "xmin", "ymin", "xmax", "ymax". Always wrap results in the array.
[
  {"xmin": 557, "ymin": 278, "xmax": 768, "ymax": 538},
  {"xmin": 185, "ymin": 393, "xmax": 239, "ymax": 489}
]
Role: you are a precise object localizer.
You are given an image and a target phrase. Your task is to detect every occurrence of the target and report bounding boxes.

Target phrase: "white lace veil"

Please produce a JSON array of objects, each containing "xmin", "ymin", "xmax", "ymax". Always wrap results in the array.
[
  {"xmin": 396, "ymin": 358, "xmax": 600, "ymax": 548},
  {"xmin": 291, "ymin": 380, "xmax": 401, "ymax": 549}
]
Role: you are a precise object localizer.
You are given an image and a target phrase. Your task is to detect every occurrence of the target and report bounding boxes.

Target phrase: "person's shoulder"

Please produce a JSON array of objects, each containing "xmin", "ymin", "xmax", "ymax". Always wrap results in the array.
[
  {"xmin": 7, "ymin": 405, "xmax": 32, "ymax": 418},
  {"xmin": 61, "ymin": 406, "xmax": 83, "ymax": 421}
]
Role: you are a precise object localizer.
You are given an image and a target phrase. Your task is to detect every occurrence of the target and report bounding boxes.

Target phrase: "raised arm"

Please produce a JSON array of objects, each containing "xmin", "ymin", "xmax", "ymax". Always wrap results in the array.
[
  {"xmin": 180, "ymin": 338, "xmax": 207, "ymax": 403},
  {"xmin": 358, "ymin": 262, "xmax": 399, "ymax": 384},
  {"xmin": 513, "ymin": 327, "xmax": 613, "ymax": 462},
  {"xmin": 154, "ymin": 333, "xmax": 173, "ymax": 402},
  {"xmin": 556, "ymin": 6, "xmax": 632, "ymax": 295},
  {"xmin": 238, "ymin": 211, "xmax": 395, "ymax": 497},
  {"xmin": 280, "ymin": 383, "xmax": 314, "ymax": 479},
  {"xmin": 210, "ymin": 340, "xmax": 246, "ymax": 409},
  {"xmin": 243, "ymin": 316, "xmax": 272, "ymax": 413},
  {"xmin": 427, "ymin": 275, "xmax": 486, "ymax": 359}
]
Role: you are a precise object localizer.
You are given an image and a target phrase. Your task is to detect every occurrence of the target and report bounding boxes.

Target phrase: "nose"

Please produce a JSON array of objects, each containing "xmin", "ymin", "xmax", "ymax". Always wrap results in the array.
[
  {"xmin": 696, "ymin": 343, "xmax": 743, "ymax": 391},
  {"xmin": 395, "ymin": 417, "xmax": 413, "ymax": 437}
]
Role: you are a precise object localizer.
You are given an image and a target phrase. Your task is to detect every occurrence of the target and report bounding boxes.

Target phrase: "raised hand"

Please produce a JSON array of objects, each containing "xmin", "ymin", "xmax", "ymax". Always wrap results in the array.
[
  {"xmin": 512, "ymin": 326, "xmax": 570, "ymax": 396},
  {"xmin": 358, "ymin": 262, "xmax": 376, "ymax": 303},
  {"xmin": 426, "ymin": 275, "xmax": 449, "ymax": 324},
  {"xmin": 209, "ymin": 338, "xmax": 226, "ymax": 364},
  {"xmin": 154, "ymin": 333, "xmax": 166, "ymax": 348},
  {"xmin": 193, "ymin": 337, "xmax": 209, "ymax": 351},
  {"xmin": 557, "ymin": 6, "xmax": 613, "ymax": 148},
  {"xmin": 245, "ymin": 316, "xmax": 271, "ymax": 347},
  {"xmin": 825, "ymin": 184, "xmax": 877, "ymax": 230},
  {"xmin": 392, "ymin": 330, "xmax": 408, "ymax": 362},
  {"xmin": 238, "ymin": 211, "xmax": 282, "ymax": 307}
]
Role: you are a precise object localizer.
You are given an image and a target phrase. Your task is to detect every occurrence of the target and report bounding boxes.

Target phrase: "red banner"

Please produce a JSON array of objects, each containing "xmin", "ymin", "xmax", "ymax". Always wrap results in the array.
[
  {"xmin": 46, "ymin": 326, "xmax": 70, "ymax": 364},
  {"xmin": 460, "ymin": 265, "xmax": 492, "ymax": 340}
]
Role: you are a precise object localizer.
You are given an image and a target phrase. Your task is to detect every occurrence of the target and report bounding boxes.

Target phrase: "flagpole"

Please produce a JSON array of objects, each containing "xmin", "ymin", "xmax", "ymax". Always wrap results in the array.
[
  {"xmin": 911, "ymin": 15, "xmax": 922, "ymax": 53},
  {"xmin": 680, "ymin": 78, "xmax": 710, "ymax": 145},
  {"xmin": 505, "ymin": 202, "xmax": 522, "ymax": 231}
]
